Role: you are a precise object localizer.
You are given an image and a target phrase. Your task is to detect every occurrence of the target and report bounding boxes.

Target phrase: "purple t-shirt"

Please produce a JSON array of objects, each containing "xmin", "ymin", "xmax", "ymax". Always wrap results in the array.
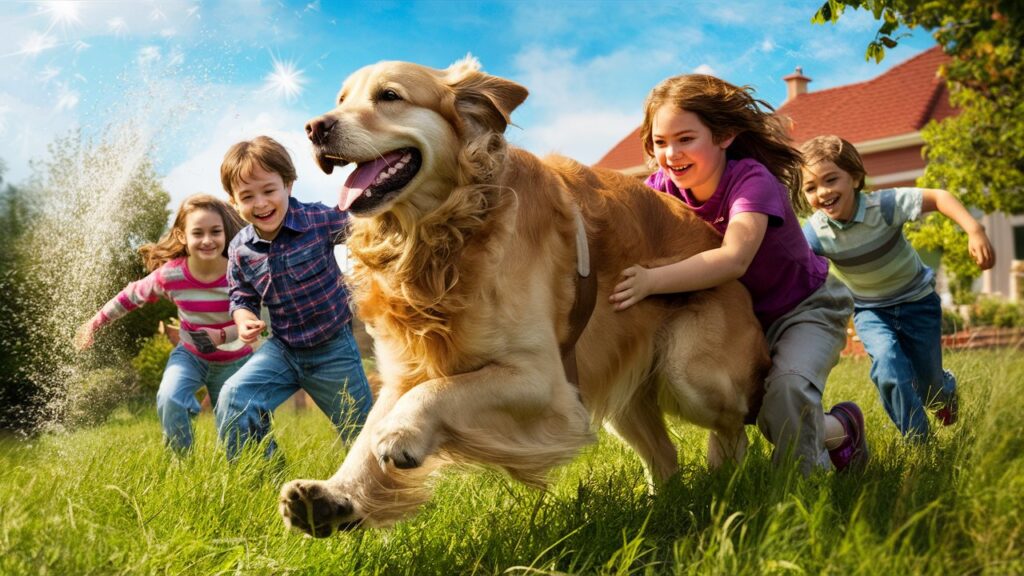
[{"xmin": 646, "ymin": 158, "xmax": 828, "ymax": 329}]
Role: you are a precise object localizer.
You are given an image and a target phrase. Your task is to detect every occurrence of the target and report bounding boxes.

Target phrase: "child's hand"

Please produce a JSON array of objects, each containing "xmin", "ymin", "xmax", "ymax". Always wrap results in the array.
[
  {"xmin": 74, "ymin": 322, "xmax": 95, "ymax": 351},
  {"xmin": 968, "ymin": 228, "xmax": 995, "ymax": 270},
  {"xmin": 610, "ymin": 265, "xmax": 653, "ymax": 311},
  {"xmin": 238, "ymin": 319, "xmax": 266, "ymax": 344}
]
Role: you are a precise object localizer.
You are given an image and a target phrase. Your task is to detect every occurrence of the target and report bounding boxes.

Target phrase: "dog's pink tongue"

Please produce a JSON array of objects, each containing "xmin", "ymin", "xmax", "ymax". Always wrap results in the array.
[{"xmin": 339, "ymin": 151, "xmax": 407, "ymax": 211}]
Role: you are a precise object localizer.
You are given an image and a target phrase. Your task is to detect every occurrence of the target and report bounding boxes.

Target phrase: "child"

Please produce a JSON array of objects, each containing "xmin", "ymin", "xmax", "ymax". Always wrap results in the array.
[
  {"xmin": 215, "ymin": 135, "xmax": 373, "ymax": 460},
  {"xmin": 75, "ymin": 194, "xmax": 251, "ymax": 453},
  {"xmin": 800, "ymin": 135, "xmax": 995, "ymax": 439},
  {"xmin": 611, "ymin": 74, "xmax": 868, "ymax": 475}
]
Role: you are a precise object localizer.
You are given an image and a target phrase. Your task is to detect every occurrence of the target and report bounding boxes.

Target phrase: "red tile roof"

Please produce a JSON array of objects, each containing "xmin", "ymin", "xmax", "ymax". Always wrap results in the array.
[
  {"xmin": 778, "ymin": 46, "xmax": 955, "ymax": 144},
  {"xmin": 594, "ymin": 47, "xmax": 956, "ymax": 171}
]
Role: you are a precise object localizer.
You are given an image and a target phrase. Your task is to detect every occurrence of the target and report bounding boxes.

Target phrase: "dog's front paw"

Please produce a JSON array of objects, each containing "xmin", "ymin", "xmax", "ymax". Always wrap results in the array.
[{"xmin": 372, "ymin": 415, "xmax": 436, "ymax": 470}]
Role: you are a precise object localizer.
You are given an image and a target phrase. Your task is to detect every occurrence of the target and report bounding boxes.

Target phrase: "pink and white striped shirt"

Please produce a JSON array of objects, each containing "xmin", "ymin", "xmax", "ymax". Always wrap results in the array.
[{"xmin": 90, "ymin": 258, "xmax": 252, "ymax": 362}]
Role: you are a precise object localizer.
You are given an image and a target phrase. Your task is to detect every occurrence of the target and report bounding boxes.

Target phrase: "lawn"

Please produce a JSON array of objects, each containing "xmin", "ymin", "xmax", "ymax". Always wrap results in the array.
[{"xmin": 1, "ymin": 350, "xmax": 1022, "ymax": 575}]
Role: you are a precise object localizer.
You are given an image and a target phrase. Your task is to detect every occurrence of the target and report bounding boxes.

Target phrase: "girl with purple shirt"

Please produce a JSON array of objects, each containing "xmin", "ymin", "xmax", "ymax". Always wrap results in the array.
[{"xmin": 611, "ymin": 74, "xmax": 868, "ymax": 475}]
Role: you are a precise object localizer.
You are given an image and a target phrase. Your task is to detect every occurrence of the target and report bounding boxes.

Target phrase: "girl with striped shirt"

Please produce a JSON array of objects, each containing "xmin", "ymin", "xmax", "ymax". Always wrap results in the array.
[{"xmin": 76, "ymin": 194, "xmax": 253, "ymax": 452}]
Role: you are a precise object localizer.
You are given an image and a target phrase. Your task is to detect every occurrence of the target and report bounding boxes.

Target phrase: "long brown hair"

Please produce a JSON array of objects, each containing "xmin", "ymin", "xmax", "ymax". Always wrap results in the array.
[
  {"xmin": 139, "ymin": 193, "xmax": 245, "ymax": 272},
  {"xmin": 641, "ymin": 74, "xmax": 805, "ymax": 212}
]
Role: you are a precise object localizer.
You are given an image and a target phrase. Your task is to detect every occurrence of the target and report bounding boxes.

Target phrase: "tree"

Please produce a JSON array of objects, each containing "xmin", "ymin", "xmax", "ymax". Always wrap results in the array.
[{"xmin": 813, "ymin": 0, "xmax": 1023, "ymax": 301}]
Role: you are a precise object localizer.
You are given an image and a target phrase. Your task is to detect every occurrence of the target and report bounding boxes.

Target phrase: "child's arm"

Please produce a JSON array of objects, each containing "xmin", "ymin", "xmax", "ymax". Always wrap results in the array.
[
  {"xmin": 74, "ymin": 270, "xmax": 165, "ymax": 350},
  {"xmin": 921, "ymin": 188, "xmax": 996, "ymax": 270},
  {"xmin": 610, "ymin": 212, "xmax": 769, "ymax": 311},
  {"xmin": 227, "ymin": 247, "xmax": 265, "ymax": 344}
]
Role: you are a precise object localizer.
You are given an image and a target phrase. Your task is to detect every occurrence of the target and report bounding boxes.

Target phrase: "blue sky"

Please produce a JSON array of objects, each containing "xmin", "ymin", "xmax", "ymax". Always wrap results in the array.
[{"xmin": 0, "ymin": 0, "xmax": 936, "ymax": 212}]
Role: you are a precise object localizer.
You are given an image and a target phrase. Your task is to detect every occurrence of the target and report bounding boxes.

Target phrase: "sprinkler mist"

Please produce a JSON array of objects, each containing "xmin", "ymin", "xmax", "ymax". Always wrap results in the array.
[{"xmin": 9, "ymin": 64, "xmax": 209, "ymax": 433}]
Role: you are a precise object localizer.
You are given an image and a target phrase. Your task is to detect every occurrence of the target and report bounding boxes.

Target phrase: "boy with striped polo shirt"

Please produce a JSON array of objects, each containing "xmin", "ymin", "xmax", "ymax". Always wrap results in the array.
[
  {"xmin": 215, "ymin": 136, "xmax": 373, "ymax": 460},
  {"xmin": 800, "ymin": 135, "xmax": 994, "ymax": 440}
]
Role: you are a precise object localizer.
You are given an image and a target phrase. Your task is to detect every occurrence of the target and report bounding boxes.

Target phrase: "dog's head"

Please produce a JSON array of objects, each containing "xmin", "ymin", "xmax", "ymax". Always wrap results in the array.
[{"xmin": 307, "ymin": 57, "xmax": 528, "ymax": 217}]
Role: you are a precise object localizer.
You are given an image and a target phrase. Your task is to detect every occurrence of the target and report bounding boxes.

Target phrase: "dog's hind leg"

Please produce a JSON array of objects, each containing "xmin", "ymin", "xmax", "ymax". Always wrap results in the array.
[{"xmin": 605, "ymin": 382, "xmax": 679, "ymax": 490}]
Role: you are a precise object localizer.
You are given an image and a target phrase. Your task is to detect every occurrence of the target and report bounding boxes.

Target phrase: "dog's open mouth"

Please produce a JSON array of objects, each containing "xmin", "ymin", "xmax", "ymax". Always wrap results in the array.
[{"xmin": 336, "ymin": 148, "xmax": 422, "ymax": 214}]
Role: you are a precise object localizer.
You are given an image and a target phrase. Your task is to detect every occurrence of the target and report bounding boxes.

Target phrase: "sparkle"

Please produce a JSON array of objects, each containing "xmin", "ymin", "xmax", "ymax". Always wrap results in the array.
[
  {"xmin": 263, "ymin": 57, "xmax": 306, "ymax": 102},
  {"xmin": 55, "ymin": 83, "xmax": 79, "ymax": 111},
  {"xmin": 20, "ymin": 32, "xmax": 58, "ymax": 56},
  {"xmin": 38, "ymin": 66, "xmax": 61, "ymax": 83},
  {"xmin": 37, "ymin": 1, "xmax": 81, "ymax": 31},
  {"xmin": 108, "ymin": 17, "xmax": 128, "ymax": 36}
]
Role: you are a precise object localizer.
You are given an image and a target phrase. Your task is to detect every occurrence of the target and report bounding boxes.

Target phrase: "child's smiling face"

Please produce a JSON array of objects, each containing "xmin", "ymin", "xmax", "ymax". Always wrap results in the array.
[
  {"xmin": 802, "ymin": 159, "xmax": 860, "ymax": 222},
  {"xmin": 230, "ymin": 163, "xmax": 292, "ymax": 240},
  {"xmin": 650, "ymin": 104, "xmax": 734, "ymax": 202},
  {"xmin": 178, "ymin": 208, "xmax": 226, "ymax": 263}
]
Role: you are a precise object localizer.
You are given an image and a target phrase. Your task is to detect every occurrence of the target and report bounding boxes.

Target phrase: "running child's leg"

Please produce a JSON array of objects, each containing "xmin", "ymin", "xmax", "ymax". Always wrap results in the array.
[
  {"xmin": 216, "ymin": 338, "xmax": 299, "ymax": 460},
  {"xmin": 296, "ymin": 324, "xmax": 373, "ymax": 443},
  {"xmin": 854, "ymin": 307, "xmax": 930, "ymax": 439},
  {"xmin": 156, "ymin": 345, "xmax": 208, "ymax": 453},
  {"xmin": 899, "ymin": 292, "xmax": 957, "ymax": 411}
]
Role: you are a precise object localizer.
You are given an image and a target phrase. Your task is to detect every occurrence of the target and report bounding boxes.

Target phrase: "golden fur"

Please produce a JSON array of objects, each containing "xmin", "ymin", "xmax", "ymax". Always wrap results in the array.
[{"xmin": 279, "ymin": 57, "xmax": 770, "ymax": 535}]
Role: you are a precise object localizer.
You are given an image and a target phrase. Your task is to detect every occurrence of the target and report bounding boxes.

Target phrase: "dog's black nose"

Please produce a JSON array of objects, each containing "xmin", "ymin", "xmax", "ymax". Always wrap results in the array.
[{"xmin": 306, "ymin": 116, "xmax": 337, "ymax": 146}]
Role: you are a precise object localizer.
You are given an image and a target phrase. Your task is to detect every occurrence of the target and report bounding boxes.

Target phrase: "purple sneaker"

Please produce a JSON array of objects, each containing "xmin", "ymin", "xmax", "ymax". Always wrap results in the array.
[{"xmin": 827, "ymin": 402, "xmax": 869, "ymax": 472}]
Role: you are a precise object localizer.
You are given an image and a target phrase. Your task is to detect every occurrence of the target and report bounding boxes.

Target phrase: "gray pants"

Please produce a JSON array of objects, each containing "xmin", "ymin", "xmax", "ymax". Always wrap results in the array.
[{"xmin": 756, "ymin": 275, "xmax": 853, "ymax": 474}]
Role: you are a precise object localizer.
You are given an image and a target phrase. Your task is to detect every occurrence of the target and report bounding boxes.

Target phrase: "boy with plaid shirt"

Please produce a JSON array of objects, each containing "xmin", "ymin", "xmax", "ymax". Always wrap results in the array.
[{"xmin": 215, "ymin": 136, "xmax": 373, "ymax": 459}]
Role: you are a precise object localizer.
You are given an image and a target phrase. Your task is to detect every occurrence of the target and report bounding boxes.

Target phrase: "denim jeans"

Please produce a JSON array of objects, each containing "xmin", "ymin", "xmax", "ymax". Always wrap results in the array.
[
  {"xmin": 215, "ymin": 323, "xmax": 373, "ymax": 460},
  {"xmin": 156, "ymin": 345, "xmax": 250, "ymax": 453},
  {"xmin": 853, "ymin": 291, "xmax": 956, "ymax": 438}
]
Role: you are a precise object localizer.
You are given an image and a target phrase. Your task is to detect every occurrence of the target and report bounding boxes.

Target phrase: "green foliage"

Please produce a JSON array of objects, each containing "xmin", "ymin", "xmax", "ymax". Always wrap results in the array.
[
  {"xmin": 62, "ymin": 367, "xmax": 136, "ymax": 429},
  {"xmin": 0, "ymin": 131, "xmax": 172, "ymax": 430},
  {"xmin": 1, "ymin": 352, "xmax": 1022, "ymax": 574},
  {"xmin": 904, "ymin": 213, "xmax": 982, "ymax": 304},
  {"xmin": 130, "ymin": 334, "xmax": 174, "ymax": 395},
  {"xmin": 969, "ymin": 296, "xmax": 1024, "ymax": 328},
  {"xmin": 813, "ymin": 0, "xmax": 1024, "ymax": 296},
  {"xmin": 941, "ymin": 306, "xmax": 964, "ymax": 335}
]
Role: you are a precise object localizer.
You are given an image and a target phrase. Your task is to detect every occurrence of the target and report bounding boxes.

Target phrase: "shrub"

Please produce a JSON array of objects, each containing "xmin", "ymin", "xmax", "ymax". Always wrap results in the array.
[
  {"xmin": 969, "ymin": 297, "xmax": 1024, "ymax": 329},
  {"xmin": 941, "ymin": 307, "xmax": 964, "ymax": 335},
  {"xmin": 64, "ymin": 367, "xmax": 136, "ymax": 428},
  {"xmin": 131, "ymin": 333, "xmax": 173, "ymax": 395}
]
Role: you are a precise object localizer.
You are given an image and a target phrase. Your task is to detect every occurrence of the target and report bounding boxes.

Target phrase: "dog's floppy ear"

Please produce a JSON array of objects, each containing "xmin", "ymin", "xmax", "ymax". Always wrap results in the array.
[{"xmin": 445, "ymin": 55, "xmax": 528, "ymax": 138}]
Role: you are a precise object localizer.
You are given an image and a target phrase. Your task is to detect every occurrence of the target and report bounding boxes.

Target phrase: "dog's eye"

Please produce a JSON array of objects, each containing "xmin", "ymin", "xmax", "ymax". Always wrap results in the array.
[{"xmin": 378, "ymin": 89, "xmax": 402, "ymax": 102}]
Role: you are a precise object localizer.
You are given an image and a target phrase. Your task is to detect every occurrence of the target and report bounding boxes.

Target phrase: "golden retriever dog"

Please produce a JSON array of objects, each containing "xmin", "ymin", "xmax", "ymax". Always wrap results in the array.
[{"xmin": 279, "ymin": 57, "xmax": 769, "ymax": 536}]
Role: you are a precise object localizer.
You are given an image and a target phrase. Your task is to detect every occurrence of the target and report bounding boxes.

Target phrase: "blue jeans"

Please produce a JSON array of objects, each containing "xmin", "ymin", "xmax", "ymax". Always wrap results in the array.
[
  {"xmin": 157, "ymin": 345, "xmax": 249, "ymax": 453},
  {"xmin": 853, "ymin": 291, "xmax": 956, "ymax": 438},
  {"xmin": 215, "ymin": 324, "xmax": 373, "ymax": 460}
]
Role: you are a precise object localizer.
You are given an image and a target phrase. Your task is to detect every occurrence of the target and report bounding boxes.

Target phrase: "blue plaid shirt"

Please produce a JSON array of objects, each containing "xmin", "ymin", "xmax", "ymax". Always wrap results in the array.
[{"xmin": 228, "ymin": 197, "xmax": 353, "ymax": 349}]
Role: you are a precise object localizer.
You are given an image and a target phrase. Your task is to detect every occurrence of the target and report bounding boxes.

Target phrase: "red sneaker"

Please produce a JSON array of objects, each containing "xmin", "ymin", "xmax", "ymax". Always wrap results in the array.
[{"xmin": 934, "ymin": 392, "xmax": 959, "ymax": 426}]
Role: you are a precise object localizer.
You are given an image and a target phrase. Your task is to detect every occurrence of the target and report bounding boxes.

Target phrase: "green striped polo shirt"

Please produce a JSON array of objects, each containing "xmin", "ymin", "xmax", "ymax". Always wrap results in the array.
[{"xmin": 802, "ymin": 188, "xmax": 935, "ymax": 308}]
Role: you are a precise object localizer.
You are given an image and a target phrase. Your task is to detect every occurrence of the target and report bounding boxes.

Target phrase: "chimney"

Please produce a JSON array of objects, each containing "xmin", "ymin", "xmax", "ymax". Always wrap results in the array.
[{"xmin": 783, "ymin": 67, "xmax": 811, "ymax": 102}]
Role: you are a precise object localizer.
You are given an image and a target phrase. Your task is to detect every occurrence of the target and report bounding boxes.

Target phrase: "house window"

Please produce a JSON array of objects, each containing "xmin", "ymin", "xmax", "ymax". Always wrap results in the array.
[{"xmin": 1015, "ymin": 224, "xmax": 1024, "ymax": 260}]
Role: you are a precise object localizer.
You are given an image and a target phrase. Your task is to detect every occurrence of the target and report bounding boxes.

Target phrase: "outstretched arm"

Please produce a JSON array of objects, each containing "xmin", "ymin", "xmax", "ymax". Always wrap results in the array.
[
  {"xmin": 610, "ymin": 211, "xmax": 768, "ymax": 311},
  {"xmin": 75, "ymin": 270, "xmax": 165, "ymax": 350},
  {"xmin": 921, "ymin": 188, "xmax": 995, "ymax": 270}
]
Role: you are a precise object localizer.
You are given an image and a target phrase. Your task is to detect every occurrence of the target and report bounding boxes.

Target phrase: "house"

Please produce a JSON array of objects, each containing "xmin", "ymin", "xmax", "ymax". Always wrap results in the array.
[{"xmin": 594, "ymin": 47, "xmax": 1022, "ymax": 301}]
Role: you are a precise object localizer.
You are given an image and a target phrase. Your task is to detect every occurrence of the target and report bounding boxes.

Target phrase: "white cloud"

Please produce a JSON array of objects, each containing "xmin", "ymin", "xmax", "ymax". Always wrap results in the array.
[
  {"xmin": 693, "ymin": 63, "xmax": 717, "ymax": 76},
  {"xmin": 162, "ymin": 96, "xmax": 347, "ymax": 217},
  {"xmin": 509, "ymin": 44, "xmax": 686, "ymax": 164}
]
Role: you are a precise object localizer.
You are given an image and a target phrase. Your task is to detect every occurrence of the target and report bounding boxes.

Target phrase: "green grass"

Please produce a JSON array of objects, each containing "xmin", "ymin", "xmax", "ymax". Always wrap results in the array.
[{"xmin": 2, "ymin": 350, "xmax": 1023, "ymax": 575}]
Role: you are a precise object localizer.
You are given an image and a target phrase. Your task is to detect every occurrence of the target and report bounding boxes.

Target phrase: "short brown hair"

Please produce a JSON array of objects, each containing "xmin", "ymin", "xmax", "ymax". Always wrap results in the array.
[
  {"xmin": 220, "ymin": 135, "xmax": 297, "ymax": 198},
  {"xmin": 800, "ymin": 135, "xmax": 867, "ymax": 193}
]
